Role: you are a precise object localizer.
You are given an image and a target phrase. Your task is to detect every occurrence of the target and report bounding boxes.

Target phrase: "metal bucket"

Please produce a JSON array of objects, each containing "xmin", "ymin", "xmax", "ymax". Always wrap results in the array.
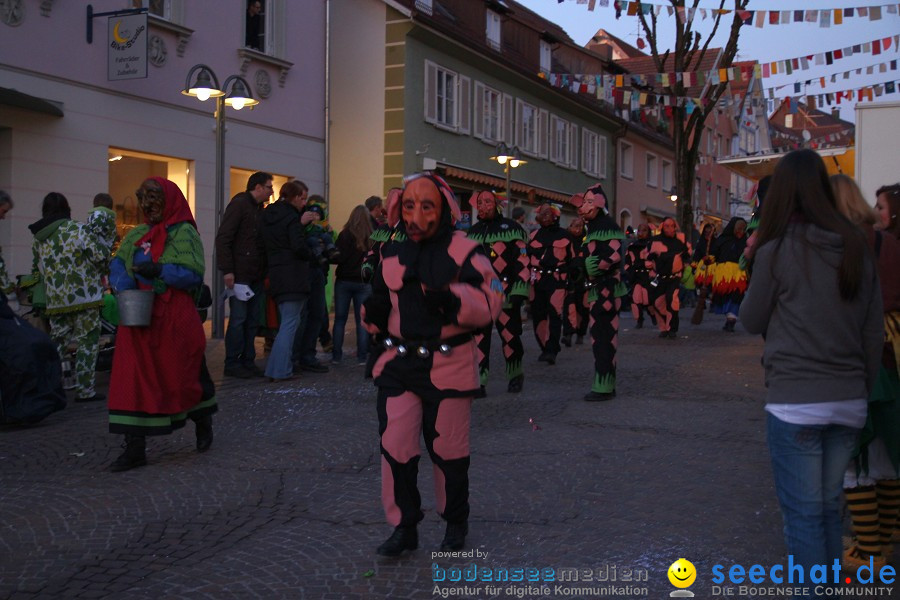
[{"xmin": 117, "ymin": 289, "xmax": 154, "ymax": 327}]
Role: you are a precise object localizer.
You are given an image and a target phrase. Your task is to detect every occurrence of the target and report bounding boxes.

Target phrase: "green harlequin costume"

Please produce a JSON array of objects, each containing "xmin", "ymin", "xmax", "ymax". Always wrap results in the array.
[{"xmin": 25, "ymin": 216, "xmax": 109, "ymax": 400}]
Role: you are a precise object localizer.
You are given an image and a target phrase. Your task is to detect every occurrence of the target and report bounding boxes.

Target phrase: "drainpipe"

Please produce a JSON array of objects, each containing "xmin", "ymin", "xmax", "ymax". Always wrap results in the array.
[{"xmin": 324, "ymin": 0, "xmax": 331, "ymax": 203}]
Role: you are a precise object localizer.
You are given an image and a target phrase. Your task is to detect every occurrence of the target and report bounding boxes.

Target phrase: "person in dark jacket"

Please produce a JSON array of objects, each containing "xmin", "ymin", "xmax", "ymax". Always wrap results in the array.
[
  {"xmin": 215, "ymin": 171, "xmax": 272, "ymax": 378},
  {"xmin": 259, "ymin": 181, "xmax": 315, "ymax": 381}
]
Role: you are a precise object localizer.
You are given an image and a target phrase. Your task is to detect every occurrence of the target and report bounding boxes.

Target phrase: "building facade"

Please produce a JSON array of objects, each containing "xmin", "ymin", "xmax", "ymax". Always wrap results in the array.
[
  {"xmin": 328, "ymin": 0, "xmax": 624, "ymax": 231},
  {"xmin": 0, "ymin": 0, "xmax": 326, "ymax": 289}
]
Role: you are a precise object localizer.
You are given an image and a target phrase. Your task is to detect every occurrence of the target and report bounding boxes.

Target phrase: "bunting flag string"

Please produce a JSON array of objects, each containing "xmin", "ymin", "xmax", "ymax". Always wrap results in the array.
[
  {"xmin": 765, "ymin": 59, "xmax": 898, "ymax": 96},
  {"xmin": 546, "ymin": 34, "xmax": 899, "ymax": 94},
  {"xmin": 563, "ymin": 0, "xmax": 899, "ymax": 29},
  {"xmin": 544, "ymin": 68, "xmax": 898, "ymax": 114}
]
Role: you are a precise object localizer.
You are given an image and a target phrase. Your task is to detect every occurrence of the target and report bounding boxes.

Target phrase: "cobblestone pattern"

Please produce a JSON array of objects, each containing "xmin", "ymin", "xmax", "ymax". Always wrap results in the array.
[{"xmin": 0, "ymin": 312, "xmax": 797, "ymax": 599}]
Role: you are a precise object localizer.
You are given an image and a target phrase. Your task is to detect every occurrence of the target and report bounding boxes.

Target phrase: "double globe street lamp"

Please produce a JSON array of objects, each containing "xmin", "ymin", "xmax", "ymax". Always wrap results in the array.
[
  {"xmin": 490, "ymin": 143, "xmax": 527, "ymax": 218},
  {"xmin": 182, "ymin": 64, "xmax": 260, "ymax": 338}
]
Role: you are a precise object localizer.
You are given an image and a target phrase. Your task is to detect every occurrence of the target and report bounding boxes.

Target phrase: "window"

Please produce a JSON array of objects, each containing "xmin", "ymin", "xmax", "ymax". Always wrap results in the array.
[
  {"xmin": 645, "ymin": 153, "xmax": 658, "ymax": 188},
  {"xmin": 694, "ymin": 178, "xmax": 701, "ymax": 207},
  {"xmin": 549, "ymin": 115, "xmax": 577, "ymax": 168},
  {"xmin": 707, "ymin": 128, "xmax": 714, "ymax": 154},
  {"xmin": 540, "ymin": 41, "xmax": 552, "ymax": 75},
  {"xmin": 716, "ymin": 186, "xmax": 722, "ymax": 213},
  {"xmin": 515, "ymin": 99, "xmax": 545, "ymax": 157},
  {"xmin": 705, "ymin": 183, "xmax": 711, "ymax": 210},
  {"xmin": 486, "ymin": 10, "xmax": 502, "ymax": 52},
  {"xmin": 661, "ymin": 159, "xmax": 673, "ymax": 192},
  {"xmin": 424, "ymin": 61, "xmax": 470, "ymax": 134},
  {"xmin": 582, "ymin": 129, "xmax": 608, "ymax": 179},
  {"xmin": 619, "ymin": 141, "xmax": 633, "ymax": 179},
  {"xmin": 244, "ymin": 0, "xmax": 264, "ymax": 50},
  {"xmin": 717, "ymin": 134, "xmax": 724, "ymax": 158},
  {"xmin": 238, "ymin": 0, "xmax": 286, "ymax": 56},
  {"xmin": 416, "ymin": 0, "xmax": 433, "ymax": 16},
  {"xmin": 133, "ymin": 0, "xmax": 170, "ymax": 18},
  {"xmin": 473, "ymin": 82, "xmax": 503, "ymax": 143}
]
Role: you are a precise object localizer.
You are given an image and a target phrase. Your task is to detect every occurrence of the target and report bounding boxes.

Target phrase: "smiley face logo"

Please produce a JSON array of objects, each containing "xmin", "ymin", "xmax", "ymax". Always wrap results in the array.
[{"xmin": 667, "ymin": 558, "xmax": 696, "ymax": 589}]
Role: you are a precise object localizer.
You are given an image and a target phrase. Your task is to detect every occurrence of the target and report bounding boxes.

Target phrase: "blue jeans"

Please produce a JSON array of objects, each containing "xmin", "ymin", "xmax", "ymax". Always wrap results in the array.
[
  {"xmin": 265, "ymin": 298, "xmax": 307, "ymax": 379},
  {"xmin": 293, "ymin": 268, "xmax": 326, "ymax": 366},
  {"xmin": 224, "ymin": 281, "xmax": 262, "ymax": 369},
  {"xmin": 767, "ymin": 413, "xmax": 860, "ymax": 595},
  {"xmin": 332, "ymin": 280, "xmax": 371, "ymax": 362}
]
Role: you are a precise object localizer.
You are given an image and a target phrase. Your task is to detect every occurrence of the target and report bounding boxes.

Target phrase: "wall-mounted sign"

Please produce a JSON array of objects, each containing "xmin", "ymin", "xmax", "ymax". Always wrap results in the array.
[{"xmin": 108, "ymin": 13, "xmax": 147, "ymax": 81}]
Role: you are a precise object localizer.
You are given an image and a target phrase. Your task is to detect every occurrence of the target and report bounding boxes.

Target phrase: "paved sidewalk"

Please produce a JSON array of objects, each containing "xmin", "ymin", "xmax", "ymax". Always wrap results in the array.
[{"xmin": 0, "ymin": 311, "xmax": 839, "ymax": 599}]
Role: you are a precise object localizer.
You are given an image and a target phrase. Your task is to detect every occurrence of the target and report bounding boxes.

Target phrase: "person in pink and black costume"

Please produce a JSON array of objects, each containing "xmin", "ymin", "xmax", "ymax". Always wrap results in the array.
[
  {"xmin": 527, "ymin": 203, "xmax": 575, "ymax": 365},
  {"xmin": 572, "ymin": 184, "xmax": 626, "ymax": 401},
  {"xmin": 466, "ymin": 190, "xmax": 529, "ymax": 393},
  {"xmin": 363, "ymin": 172, "xmax": 502, "ymax": 557}
]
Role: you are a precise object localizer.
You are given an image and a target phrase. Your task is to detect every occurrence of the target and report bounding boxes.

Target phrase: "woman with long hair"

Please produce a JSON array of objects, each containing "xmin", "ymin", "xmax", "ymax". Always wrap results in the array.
[
  {"xmin": 832, "ymin": 174, "xmax": 900, "ymax": 571},
  {"xmin": 331, "ymin": 204, "xmax": 374, "ymax": 364},
  {"xmin": 740, "ymin": 150, "xmax": 883, "ymax": 588}
]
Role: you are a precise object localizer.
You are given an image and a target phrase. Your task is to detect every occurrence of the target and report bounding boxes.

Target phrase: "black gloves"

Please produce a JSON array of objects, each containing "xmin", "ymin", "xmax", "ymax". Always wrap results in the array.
[
  {"xmin": 424, "ymin": 288, "xmax": 461, "ymax": 322},
  {"xmin": 363, "ymin": 294, "xmax": 391, "ymax": 332},
  {"xmin": 133, "ymin": 261, "xmax": 162, "ymax": 279}
]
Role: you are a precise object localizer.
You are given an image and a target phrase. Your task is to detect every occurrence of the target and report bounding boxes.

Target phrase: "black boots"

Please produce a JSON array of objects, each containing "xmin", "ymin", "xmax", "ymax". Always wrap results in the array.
[
  {"xmin": 110, "ymin": 435, "xmax": 147, "ymax": 472},
  {"xmin": 194, "ymin": 414, "xmax": 214, "ymax": 452},
  {"xmin": 440, "ymin": 522, "xmax": 468, "ymax": 551},
  {"xmin": 723, "ymin": 318, "xmax": 736, "ymax": 332},
  {"xmin": 537, "ymin": 352, "xmax": 557, "ymax": 365},
  {"xmin": 507, "ymin": 375, "xmax": 524, "ymax": 394},
  {"xmin": 376, "ymin": 525, "xmax": 418, "ymax": 557},
  {"xmin": 584, "ymin": 391, "xmax": 615, "ymax": 402},
  {"xmin": 560, "ymin": 334, "xmax": 572, "ymax": 347}
]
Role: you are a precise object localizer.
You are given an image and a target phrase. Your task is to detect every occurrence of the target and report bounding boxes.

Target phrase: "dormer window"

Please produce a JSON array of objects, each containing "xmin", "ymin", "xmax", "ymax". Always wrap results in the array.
[
  {"xmin": 540, "ymin": 40, "xmax": 551, "ymax": 75},
  {"xmin": 486, "ymin": 10, "xmax": 501, "ymax": 52}
]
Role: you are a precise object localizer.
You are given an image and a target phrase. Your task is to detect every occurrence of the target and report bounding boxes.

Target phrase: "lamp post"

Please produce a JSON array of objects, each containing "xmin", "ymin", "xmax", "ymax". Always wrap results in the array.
[
  {"xmin": 182, "ymin": 64, "xmax": 259, "ymax": 339},
  {"xmin": 490, "ymin": 143, "xmax": 526, "ymax": 218}
]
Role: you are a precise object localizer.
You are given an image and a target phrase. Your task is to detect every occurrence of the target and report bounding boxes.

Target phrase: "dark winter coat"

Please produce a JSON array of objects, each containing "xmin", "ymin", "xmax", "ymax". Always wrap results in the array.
[
  {"xmin": 259, "ymin": 199, "xmax": 311, "ymax": 301},
  {"xmin": 215, "ymin": 192, "xmax": 266, "ymax": 283}
]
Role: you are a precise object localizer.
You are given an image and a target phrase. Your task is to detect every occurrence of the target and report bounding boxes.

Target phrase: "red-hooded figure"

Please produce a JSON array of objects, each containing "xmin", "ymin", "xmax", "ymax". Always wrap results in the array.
[
  {"xmin": 362, "ymin": 172, "xmax": 502, "ymax": 557},
  {"xmin": 466, "ymin": 190, "xmax": 530, "ymax": 393},
  {"xmin": 572, "ymin": 184, "xmax": 626, "ymax": 401}
]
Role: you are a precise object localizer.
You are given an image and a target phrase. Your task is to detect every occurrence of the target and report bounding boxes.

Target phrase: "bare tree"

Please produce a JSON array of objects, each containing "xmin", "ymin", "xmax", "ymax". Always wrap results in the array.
[{"xmin": 634, "ymin": 0, "xmax": 749, "ymax": 232}]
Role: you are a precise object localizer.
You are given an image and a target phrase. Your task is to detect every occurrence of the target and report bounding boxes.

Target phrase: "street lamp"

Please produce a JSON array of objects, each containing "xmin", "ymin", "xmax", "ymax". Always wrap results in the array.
[
  {"xmin": 182, "ymin": 64, "xmax": 259, "ymax": 338},
  {"xmin": 490, "ymin": 143, "xmax": 527, "ymax": 217},
  {"xmin": 668, "ymin": 187, "xmax": 678, "ymax": 203}
]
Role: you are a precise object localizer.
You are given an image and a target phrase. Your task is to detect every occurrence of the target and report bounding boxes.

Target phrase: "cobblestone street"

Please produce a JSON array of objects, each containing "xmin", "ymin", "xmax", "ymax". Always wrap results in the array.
[{"xmin": 1, "ymin": 310, "xmax": 797, "ymax": 599}]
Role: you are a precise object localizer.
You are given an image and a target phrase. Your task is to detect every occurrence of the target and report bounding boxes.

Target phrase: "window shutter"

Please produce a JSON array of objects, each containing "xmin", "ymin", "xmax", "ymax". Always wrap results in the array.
[
  {"xmin": 581, "ymin": 129, "xmax": 590, "ymax": 175},
  {"xmin": 473, "ymin": 82, "xmax": 485, "ymax": 139},
  {"xmin": 549, "ymin": 116, "xmax": 558, "ymax": 163},
  {"xmin": 504, "ymin": 95, "xmax": 514, "ymax": 146},
  {"xmin": 568, "ymin": 122, "xmax": 578, "ymax": 169},
  {"xmin": 424, "ymin": 61, "xmax": 437, "ymax": 124},
  {"xmin": 514, "ymin": 99, "xmax": 523, "ymax": 148},
  {"xmin": 599, "ymin": 135, "xmax": 607, "ymax": 179},
  {"xmin": 458, "ymin": 75, "xmax": 471, "ymax": 135},
  {"xmin": 538, "ymin": 109, "xmax": 549, "ymax": 159}
]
